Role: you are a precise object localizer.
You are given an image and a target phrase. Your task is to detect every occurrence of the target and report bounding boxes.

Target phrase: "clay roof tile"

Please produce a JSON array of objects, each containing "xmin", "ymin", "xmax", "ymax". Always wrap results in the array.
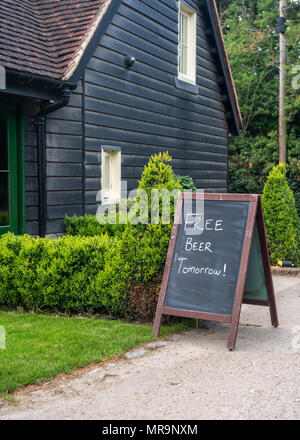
[{"xmin": 0, "ymin": 0, "xmax": 111, "ymax": 80}]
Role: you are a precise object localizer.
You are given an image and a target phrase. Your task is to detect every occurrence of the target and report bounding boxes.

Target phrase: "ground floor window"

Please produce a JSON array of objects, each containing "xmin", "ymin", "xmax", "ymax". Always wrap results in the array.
[{"xmin": 101, "ymin": 146, "xmax": 121, "ymax": 204}]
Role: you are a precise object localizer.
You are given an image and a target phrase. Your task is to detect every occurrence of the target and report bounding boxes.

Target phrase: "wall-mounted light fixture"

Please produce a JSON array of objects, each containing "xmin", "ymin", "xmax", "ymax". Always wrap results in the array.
[{"xmin": 124, "ymin": 56, "xmax": 136, "ymax": 68}]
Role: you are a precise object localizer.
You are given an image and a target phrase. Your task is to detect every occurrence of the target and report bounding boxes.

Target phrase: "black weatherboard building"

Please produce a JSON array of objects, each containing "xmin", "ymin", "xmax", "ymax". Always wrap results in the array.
[{"xmin": 0, "ymin": 0, "xmax": 242, "ymax": 237}]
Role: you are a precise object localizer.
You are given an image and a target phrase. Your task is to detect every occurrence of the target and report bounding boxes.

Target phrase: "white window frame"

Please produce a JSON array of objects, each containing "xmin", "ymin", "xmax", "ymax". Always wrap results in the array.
[
  {"xmin": 178, "ymin": 2, "xmax": 197, "ymax": 85},
  {"xmin": 101, "ymin": 147, "xmax": 121, "ymax": 204}
]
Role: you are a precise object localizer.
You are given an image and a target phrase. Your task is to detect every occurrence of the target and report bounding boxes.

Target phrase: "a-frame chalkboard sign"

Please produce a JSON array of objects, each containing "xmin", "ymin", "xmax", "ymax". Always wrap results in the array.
[{"xmin": 153, "ymin": 193, "xmax": 278, "ymax": 351}]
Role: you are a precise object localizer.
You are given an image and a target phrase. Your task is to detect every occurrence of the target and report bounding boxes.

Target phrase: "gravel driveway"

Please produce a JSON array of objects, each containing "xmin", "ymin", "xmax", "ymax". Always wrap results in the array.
[{"xmin": 1, "ymin": 275, "xmax": 300, "ymax": 420}]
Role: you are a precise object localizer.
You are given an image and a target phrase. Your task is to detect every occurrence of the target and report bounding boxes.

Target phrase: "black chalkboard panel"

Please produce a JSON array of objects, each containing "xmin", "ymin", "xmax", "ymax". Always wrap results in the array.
[
  {"xmin": 164, "ymin": 200, "xmax": 250, "ymax": 316},
  {"xmin": 153, "ymin": 193, "xmax": 279, "ymax": 351}
]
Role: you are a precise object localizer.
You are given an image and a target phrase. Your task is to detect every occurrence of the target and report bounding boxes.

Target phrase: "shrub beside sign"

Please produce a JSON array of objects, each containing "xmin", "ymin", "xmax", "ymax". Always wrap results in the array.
[{"xmin": 153, "ymin": 193, "xmax": 278, "ymax": 350}]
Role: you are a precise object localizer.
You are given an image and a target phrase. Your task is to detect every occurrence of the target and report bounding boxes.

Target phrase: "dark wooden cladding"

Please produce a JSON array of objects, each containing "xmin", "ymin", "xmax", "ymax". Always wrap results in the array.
[
  {"xmin": 83, "ymin": 0, "xmax": 228, "ymax": 205},
  {"xmin": 24, "ymin": 82, "xmax": 84, "ymax": 235},
  {"xmin": 23, "ymin": 0, "xmax": 231, "ymax": 235},
  {"xmin": 46, "ymin": 79, "xmax": 83, "ymax": 234},
  {"xmin": 85, "ymin": 82, "xmax": 227, "ymax": 129}
]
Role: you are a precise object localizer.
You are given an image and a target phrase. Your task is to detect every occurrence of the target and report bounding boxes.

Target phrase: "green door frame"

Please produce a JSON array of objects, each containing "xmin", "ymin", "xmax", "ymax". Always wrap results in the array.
[{"xmin": 0, "ymin": 102, "xmax": 25, "ymax": 235}]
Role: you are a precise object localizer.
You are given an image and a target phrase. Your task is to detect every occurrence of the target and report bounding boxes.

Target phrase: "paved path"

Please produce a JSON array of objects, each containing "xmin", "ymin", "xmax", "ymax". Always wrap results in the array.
[{"xmin": 1, "ymin": 276, "xmax": 300, "ymax": 420}]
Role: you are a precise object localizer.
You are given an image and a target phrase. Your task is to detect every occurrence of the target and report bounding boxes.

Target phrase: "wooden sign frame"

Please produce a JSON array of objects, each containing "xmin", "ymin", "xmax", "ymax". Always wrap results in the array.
[{"xmin": 153, "ymin": 193, "xmax": 278, "ymax": 351}]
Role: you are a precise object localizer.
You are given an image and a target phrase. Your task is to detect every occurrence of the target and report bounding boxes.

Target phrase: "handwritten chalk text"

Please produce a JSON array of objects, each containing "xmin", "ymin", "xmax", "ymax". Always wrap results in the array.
[
  {"xmin": 184, "ymin": 214, "xmax": 223, "ymax": 233},
  {"xmin": 177, "ymin": 257, "xmax": 223, "ymax": 276},
  {"xmin": 185, "ymin": 238, "xmax": 213, "ymax": 253}
]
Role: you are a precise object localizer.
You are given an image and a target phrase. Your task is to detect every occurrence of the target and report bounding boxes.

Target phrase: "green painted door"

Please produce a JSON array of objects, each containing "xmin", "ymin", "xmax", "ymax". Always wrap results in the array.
[{"xmin": 0, "ymin": 104, "xmax": 19, "ymax": 235}]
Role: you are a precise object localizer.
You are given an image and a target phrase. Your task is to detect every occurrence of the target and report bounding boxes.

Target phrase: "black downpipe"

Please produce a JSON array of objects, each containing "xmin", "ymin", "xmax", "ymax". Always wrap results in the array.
[
  {"xmin": 34, "ymin": 87, "xmax": 73, "ymax": 236},
  {"xmin": 35, "ymin": 116, "xmax": 47, "ymax": 237}
]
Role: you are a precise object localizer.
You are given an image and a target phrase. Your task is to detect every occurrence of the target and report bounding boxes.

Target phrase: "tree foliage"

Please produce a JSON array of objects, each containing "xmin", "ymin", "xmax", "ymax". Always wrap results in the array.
[{"xmin": 217, "ymin": 0, "xmax": 300, "ymax": 212}]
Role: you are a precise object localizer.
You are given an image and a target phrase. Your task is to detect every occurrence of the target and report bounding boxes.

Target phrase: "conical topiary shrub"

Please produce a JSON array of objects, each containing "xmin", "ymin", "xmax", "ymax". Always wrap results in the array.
[{"xmin": 262, "ymin": 164, "xmax": 300, "ymax": 266}]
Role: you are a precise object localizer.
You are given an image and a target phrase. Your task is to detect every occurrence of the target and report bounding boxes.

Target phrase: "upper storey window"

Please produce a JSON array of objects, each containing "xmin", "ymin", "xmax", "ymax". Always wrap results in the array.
[{"xmin": 178, "ymin": 2, "xmax": 197, "ymax": 85}]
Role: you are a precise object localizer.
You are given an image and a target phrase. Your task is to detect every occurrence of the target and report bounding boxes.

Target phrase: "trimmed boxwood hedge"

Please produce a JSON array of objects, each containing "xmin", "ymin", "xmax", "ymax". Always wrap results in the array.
[
  {"xmin": 0, "ymin": 233, "xmax": 128, "ymax": 315},
  {"xmin": 2, "ymin": 156, "xmax": 299, "ymax": 321},
  {"xmin": 65, "ymin": 213, "xmax": 126, "ymax": 238},
  {"xmin": 2, "ymin": 155, "xmax": 299, "ymax": 321},
  {"xmin": 64, "ymin": 174, "xmax": 196, "ymax": 239},
  {"xmin": 0, "ymin": 152, "xmax": 184, "ymax": 320}
]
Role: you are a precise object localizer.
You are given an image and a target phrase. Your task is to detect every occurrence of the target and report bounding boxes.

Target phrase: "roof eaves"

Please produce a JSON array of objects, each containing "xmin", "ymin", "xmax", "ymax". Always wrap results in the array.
[
  {"xmin": 62, "ymin": 0, "xmax": 112, "ymax": 81},
  {"xmin": 206, "ymin": 0, "xmax": 243, "ymax": 132},
  {"xmin": 67, "ymin": 0, "xmax": 123, "ymax": 84}
]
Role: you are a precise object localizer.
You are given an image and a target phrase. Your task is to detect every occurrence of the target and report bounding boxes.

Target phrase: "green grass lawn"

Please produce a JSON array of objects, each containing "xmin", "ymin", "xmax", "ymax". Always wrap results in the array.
[{"xmin": 0, "ymin": 311, "xmax": 189, "ymax": 397}]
